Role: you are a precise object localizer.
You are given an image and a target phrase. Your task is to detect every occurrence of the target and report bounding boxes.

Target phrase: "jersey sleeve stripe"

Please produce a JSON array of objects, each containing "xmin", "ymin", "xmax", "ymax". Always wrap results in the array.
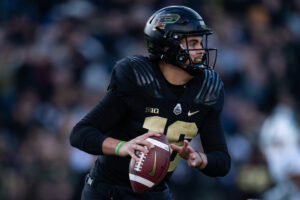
[
  {"xmin": 205, "ymin": 71, "xmax": 216, "ymax": 102},
  {"xmin": 196, "ymin": 69, "xmax": 208, "ymax": 100},
  {"xmin": 131, "ymin": 56, "xmax": 162, "ymax": 94},
  {"xmin": 131, "ymin": 57, "xmax": 149, "ymax": 85},
  {"xmin": 135, "ymin": 61, "xmax": 153, "ymax": 84},
  {"xmin": 133, "ymin": 57, "xmax": 154, "ymax": 83},
  {"xmin": 195, "ymin": 70, "xmax": 224, "ymax": 105},
  {"xmin": 131, "ymin": 59, "xmax": 150, "ymax": 85},
  {"xmin": 211, "ymin": 73, "xmax": 220, "ymax": 97},
  {"xmin": 200, "ymin": 70, "xmax": 213, "ymax": 100},
  {"xmin": 132, "ymin": 67, "xmax": 143, "ymax": 86}
]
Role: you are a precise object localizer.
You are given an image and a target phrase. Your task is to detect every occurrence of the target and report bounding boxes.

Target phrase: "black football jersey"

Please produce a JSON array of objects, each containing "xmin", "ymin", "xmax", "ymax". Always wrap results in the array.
[{"xmin": 70, "ymin": 55, "xmax": 230, "ymax": 187}]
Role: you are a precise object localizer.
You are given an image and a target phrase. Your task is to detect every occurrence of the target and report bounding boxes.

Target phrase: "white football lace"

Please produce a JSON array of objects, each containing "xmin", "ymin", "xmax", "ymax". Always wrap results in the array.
[{"xmin": 134, "ymin": 147, "xmax": 148, "ymax": 172}]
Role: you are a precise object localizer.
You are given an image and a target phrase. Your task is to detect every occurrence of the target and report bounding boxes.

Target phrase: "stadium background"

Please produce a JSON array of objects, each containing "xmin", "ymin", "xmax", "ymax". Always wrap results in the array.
[{"xmin": 0, "ymin": 0, "xmax": 300, "ymax": 199}]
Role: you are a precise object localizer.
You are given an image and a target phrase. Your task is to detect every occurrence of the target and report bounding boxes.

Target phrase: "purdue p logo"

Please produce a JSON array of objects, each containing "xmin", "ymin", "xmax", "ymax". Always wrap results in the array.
[{"xmin": 154, "ymin": 14, "xmax": 180, "ymax": 30}]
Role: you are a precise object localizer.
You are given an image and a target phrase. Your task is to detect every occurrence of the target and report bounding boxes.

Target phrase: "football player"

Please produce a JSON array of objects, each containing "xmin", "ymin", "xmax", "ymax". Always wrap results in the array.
[{"xmin": 70, "ymin": 6, "xmax": 231, "ymax": 200}]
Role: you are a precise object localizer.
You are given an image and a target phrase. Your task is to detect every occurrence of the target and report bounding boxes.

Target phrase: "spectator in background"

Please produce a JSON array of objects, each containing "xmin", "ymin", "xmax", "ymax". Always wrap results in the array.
[{"xmin": 259, "ymin": 90, "xmax": 300, "ymax": 200}]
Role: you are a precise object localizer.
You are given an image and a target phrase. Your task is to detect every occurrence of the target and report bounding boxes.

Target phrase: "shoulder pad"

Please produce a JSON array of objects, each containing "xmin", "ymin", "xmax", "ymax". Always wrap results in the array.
[
  {"xmin": 194, "ymin": 70, "xmax": 224, "ymax": 110},
  {"xmin": 108, "ymin": 57, "xmax": 137, "ymax": 95},
  {"xmin": 108, "ymin": 55, "xmax": 163, "ymax": 98},
  {"xmin": 128, "ymin": 55, "xmax": 163, "ymax": 98}
]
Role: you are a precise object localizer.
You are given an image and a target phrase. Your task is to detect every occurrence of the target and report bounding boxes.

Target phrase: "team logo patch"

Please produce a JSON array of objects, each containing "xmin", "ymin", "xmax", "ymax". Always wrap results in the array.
[
  {"xmin": 154, "ymin": 14, "xmax": 180, "ymax": 30},
  {"xmin": 173, "ymin": 103, "xmax": 182, "ymax": 115}
]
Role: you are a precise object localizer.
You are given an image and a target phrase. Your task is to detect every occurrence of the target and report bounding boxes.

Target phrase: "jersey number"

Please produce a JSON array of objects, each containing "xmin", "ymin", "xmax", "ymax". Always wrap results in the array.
[{"xmin": 143, "ymin": 116, "xmax": 198, "ymax": 172}]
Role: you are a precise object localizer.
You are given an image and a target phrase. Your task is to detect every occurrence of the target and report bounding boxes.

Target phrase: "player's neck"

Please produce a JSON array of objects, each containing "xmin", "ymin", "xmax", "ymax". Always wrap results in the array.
[{"xmin": 159, "ymin": 62, "xmax": 193, "ymax": 86}]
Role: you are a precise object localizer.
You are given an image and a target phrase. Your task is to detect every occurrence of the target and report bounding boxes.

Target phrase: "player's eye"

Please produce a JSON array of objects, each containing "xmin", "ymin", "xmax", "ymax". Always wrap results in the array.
[{"xmin": 188, "ymin": 41, "xmax": 197, "ymax": 47}]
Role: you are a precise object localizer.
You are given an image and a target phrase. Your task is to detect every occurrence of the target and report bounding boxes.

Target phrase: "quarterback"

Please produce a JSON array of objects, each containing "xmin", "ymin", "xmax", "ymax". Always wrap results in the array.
[{"xmin": 70, "ymin": 6, "xmax": 231, "ymax": 200}]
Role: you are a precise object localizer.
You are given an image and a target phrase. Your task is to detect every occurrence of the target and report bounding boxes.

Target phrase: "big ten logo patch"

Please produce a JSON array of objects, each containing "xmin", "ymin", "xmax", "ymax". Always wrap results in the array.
[{"xmin": 145, "ymin": 107, "xmax": 159, "ymax": 114}]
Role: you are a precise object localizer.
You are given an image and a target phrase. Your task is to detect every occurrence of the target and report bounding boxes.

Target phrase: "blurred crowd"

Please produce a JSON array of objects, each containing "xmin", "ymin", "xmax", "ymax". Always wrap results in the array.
[{"xmin": 0, "ymin": 0, "xmax": 299, "ymax": 200}]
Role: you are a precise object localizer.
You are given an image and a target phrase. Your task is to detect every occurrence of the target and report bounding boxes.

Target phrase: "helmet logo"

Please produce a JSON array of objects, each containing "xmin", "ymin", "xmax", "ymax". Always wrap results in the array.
[{"xmin": 154, "ymin": 14, "xmax": 180, "ymax": 30}]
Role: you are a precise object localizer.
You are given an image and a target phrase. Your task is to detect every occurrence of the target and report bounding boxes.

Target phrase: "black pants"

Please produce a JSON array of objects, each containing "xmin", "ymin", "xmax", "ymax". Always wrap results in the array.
[{"xmin": 81, "ymin": 175, "xmax": 172, "ymax": 200}]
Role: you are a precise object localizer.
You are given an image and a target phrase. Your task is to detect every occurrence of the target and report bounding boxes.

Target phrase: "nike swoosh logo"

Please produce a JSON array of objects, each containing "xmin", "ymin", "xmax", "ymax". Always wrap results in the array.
[
  {"xmin": 147, "ymin": 152, "xmax": 157, "ymax": 177},
  {"xmin": 188, "ymin": 110, "xmax": 199, "ymax": 117}
]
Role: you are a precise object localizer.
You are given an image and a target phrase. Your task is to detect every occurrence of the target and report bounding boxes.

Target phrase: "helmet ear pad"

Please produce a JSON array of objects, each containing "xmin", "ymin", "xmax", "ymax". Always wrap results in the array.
[
  {"xmin": 162, "ymin": 38, "xmax": 190, "ymax": 67},
  {"xmin": 176, "ymin": 44, "xmax": 190, "ymax": 64}
]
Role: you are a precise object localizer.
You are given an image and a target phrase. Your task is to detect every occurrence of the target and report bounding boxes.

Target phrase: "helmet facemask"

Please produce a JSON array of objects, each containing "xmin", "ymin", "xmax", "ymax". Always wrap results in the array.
[{"xmin": 159, "ymin": 31, "xmax": 217, "ymax": 75}]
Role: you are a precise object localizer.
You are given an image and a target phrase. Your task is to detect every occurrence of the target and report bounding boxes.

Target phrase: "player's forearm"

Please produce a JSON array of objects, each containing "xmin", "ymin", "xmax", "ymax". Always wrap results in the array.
[
  {"xmin": 102, "ymin": 137, "xmax": 123, "ymax": 155},
  {"xmin": 69, "ymin": 89, "xmax": 128, "ymax": 155},
  {"xmin": 70, "ymin": 125, "xmax": 125, "ymax": 156},
  {"xmin": 199, "ymin": 109, "xmax": 231, "ymax": 176},
  {"xmin": 201, "ymin": 151, "xmax": 231, "ymax": 177},
  {"xmin": 70, "ymin": 123, "xmax": 108, "ymax": 155}
]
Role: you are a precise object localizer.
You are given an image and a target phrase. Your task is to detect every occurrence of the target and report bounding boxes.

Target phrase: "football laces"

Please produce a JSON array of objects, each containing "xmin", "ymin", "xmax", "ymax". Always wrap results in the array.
[{"xmin": 134, "ymin": 147, "xmax": 148, "ymax": 172}]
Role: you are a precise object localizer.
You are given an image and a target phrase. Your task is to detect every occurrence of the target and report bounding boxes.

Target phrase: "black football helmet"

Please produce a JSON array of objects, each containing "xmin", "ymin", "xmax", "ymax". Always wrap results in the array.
[{"xmin": 144, "ymin": 6, "xmax": 217, "ymax": 75}]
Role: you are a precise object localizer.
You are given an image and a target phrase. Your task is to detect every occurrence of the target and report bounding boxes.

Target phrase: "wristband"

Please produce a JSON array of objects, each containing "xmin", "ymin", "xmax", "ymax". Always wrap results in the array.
[
  {"xmin": 115, "ymin": 141, "xmax": 126, "ymax": 156},
  {"xmin": 196, "ymin": 151, "xmax": 203, "ymax": 168}
]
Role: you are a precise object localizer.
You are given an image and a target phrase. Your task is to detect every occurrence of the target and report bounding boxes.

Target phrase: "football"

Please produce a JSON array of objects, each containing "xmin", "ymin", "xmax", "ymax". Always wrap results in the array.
[{"xmin": 129, "ymin": 134, "xmax": 170, "ymax": 193}]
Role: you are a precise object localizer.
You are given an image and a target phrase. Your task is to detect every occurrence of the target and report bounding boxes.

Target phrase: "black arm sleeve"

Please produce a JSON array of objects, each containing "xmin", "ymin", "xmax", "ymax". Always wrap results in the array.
[
  {"xmin": 200, "ymin": 109, "xmax": 231, "ymax": 177},
  {"xmin": 70, "ymin": 57, "xmax": 137, "ymax": 155},
  {"xmin": 69, "ymin": 89, "xmax": 127, "ymax": 155}
]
